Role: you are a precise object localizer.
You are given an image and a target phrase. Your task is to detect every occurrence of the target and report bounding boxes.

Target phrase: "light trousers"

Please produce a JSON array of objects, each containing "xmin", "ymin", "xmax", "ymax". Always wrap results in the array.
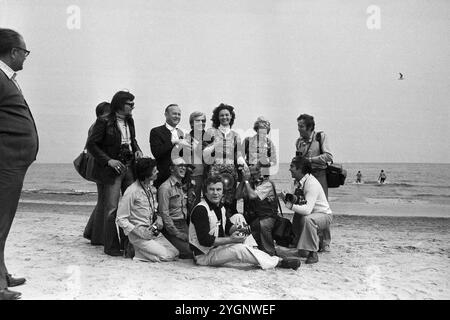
[
  {"xmin": 195, "ymin": 243, "xmax": 280, "ymax": 270},
  {"xmin": 293, "ymin": 212, "xmax": 333, "ymax": 252},
  {"xmin": 129, "ymin": 232, "xmax": 179, "ymax": 262}
]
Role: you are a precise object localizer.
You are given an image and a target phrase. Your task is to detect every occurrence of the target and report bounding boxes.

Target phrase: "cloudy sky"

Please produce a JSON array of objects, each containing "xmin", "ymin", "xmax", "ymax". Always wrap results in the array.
[{"xmin": 1, "ymin": 0, "xmax": 449, "ymax": 163}]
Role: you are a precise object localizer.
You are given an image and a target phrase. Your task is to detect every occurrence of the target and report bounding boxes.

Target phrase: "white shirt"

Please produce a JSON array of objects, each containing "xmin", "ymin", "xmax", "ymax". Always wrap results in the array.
[
  {"xmin": 165, "ymin": 122, "xmax": 180, "ymax": 143},
  {"xmin": 0, "ymin": 59, "xmax": 21, "ymax": 92},
  {"xmin": 116, "ymin": 117, "xmax": 131, "ymax": 146},
  {"xmin": 289, "ymin": 174, "xmax": 332, "ymax": 215}
]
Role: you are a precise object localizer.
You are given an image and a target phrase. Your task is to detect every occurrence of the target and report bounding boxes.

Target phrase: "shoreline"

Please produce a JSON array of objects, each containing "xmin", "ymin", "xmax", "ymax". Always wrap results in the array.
[{"xmin": 17, "ymin": 198, "xmax": 450, "ymax": 219}]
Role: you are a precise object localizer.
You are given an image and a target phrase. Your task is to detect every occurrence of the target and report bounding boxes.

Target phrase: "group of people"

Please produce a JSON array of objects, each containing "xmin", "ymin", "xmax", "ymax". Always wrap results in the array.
[
  {"xmin": 82, "ymin": 90, "xmax": 335, "ymax": 272},
  {"xmin": 0, "ymin": 28, "xmax": 334, "ymax": 300}
]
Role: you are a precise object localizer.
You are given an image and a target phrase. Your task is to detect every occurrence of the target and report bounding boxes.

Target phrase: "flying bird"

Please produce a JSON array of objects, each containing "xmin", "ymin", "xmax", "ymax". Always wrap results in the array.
[{"xmin": 398, "ymin": 73, "xmax": 404, "ymax": 80}]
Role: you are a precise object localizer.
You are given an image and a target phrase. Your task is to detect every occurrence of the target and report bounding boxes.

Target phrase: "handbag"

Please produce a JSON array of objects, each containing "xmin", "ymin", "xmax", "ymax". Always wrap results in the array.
[
  {"xmin": 326, "ymin": 163, "xmax": 347, "ymax": 188},
  {"xmin": 316, "ymin": 132, "xmax": 347, "ymax": 188},
  {"xmin": 270, "ymin": 182, "xmax": 294, "ymax": 247},
  {"xmin": 73, "ymin": 149, "xmax": 97, "ymax": 182}
]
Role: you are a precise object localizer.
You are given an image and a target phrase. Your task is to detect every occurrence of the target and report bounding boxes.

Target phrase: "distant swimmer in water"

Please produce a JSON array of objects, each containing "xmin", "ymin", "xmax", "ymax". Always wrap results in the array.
[
  {"xmin": 356, "ymin": 171, "xmax": 362, "ymax": 183},
  {"xmin": 398, "ymin": 73, "xmax": 404, "ymax": 80},
  {"xmin": 378, "ymin": 170, "xmax": 387, "ymax": 184}
]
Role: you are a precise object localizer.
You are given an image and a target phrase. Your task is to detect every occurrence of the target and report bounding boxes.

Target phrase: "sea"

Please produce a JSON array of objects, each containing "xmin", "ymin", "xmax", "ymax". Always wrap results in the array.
[{"xmin": 21, "ymin": 163, "xmax": 450, "ymax": 208}]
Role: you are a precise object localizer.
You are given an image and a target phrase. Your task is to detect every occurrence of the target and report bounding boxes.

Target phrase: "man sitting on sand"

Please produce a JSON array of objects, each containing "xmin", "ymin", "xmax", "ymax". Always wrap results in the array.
[
  {"xmin": 158, "ymin": 158, "xmax": 193, "ymax": 259},
  {"xmin": 116, "ymin": 158, "xmax": 179, "ymax": 262},
  {"xmin": 189, "ymin": 175, "xmax": 301, "ymax": 270},
  {"xmin": 282, "ymin": 156, "xmax": 332, "ymax": 264}
]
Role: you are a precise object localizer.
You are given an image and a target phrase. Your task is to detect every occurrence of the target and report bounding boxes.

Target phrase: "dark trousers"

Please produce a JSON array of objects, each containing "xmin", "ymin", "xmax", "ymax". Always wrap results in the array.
[
  {"xmin": 311, "ymin": 169, "xmax": 331, "ymax": 247},
  {"xmin": 0, "ymin": 166, "xmax": 28, "ymax": 289},
  {"xmin": 162, "ymin": 219, "xmax": 192, "ymax": 259},
  {"xmin": 249, "ymin": 216, "xmax": 277, "ymax": 256},
  {"xmin": 83, "ymin": 183, "xmax": 106, "ymax": 245},
  {"xmin": 102, "ymin": 166, "xmax": 134, "ymax": 255},
  {"xmin": 187, "ymin": 175, "xmax": 204, "ymax": 219}
]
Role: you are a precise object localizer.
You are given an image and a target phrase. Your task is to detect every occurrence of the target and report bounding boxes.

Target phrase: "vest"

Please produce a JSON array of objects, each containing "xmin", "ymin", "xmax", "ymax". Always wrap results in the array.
[{"xmin": 188, "ymin": 200, "xmax": 227, "ymax": 255}]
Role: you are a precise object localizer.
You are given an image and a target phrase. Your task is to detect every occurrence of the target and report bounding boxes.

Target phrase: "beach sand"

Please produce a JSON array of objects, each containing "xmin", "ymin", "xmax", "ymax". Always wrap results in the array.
[{"xmin": 6, "ymin": 200, "xmax": 450, "ymax": 300}]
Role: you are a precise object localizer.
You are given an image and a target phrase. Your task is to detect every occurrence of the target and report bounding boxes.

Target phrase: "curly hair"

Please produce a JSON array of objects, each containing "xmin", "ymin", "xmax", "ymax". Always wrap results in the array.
[
  {"xmin": 211, "ymin": 103, "xmax": 236, "ymax": 128},
  {"xmin": 135, "ymin": 158, "xmax": 157, "ymax": 181}
]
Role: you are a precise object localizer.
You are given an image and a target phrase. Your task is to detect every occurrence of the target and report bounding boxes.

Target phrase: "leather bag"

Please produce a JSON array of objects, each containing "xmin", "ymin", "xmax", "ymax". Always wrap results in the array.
[{"xmin": 73, "ymin": 150, "xmax": 97, "ymax": 182}]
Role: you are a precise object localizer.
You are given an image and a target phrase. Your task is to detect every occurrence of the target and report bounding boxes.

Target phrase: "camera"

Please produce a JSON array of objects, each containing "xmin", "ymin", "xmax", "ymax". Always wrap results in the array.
[
  {"xmin": 284, "ymin": 193, "xmax": 307, "ymax": 205},
  {"xmin": 118, "ymin": 144, "xmax": 133, "ymax": 163},
  {"xmin": 236, "ymin": 225, "xmax": 252, "ymax": 236},
  {"xmin": 149, "ymin": 223, "xmax": 160, "ymax": 236}
]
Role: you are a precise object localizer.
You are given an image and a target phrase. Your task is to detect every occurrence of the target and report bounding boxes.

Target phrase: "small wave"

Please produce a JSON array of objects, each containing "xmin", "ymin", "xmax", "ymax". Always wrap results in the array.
[
  {"xmin": 349, "ymin": 181, "xmax": 415, "ymax": 187},
  {"xmin": 22, "ymin": 188, "xmax": 96, "ymax": 196},
  {"xmin": 20, "ymin": 199, "xmax": 96, "ymax": 206},
  {"xmin": 414, "ymin": 193, "xmax": 450, "ymax": 199}
]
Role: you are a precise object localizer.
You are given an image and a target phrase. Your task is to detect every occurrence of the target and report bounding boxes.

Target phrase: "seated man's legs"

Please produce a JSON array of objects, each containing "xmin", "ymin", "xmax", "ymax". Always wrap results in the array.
[
  {"xmin": 129, "ymin": 233, "xmax": 179, "ymax": 262},
  {"xmin": 296, "ymin": 213, "xmax": 332, "ymax": 263},
  {"xmin": 162, "ymin": 219, "xmax": 192, "ymax": 259},
  {"xmin": 250, "ymin": 217, "xmax": 276, "ymax": 256},
  {"xmin": 195, "ymin": 243, "xmax": 280, "ymax": 270}
]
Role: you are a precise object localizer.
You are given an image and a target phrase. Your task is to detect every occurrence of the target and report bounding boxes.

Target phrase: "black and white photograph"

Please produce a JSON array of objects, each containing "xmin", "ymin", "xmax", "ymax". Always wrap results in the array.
[{"xmin": 0, "ymin": 0, "xmax": 449, "ymax": 303}]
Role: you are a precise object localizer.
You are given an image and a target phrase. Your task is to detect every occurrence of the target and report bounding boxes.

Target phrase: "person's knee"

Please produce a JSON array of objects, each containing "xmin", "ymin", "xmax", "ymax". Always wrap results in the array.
[{"xmin": 259, "ymin": 218, "xmax": 273, "ymax": 232}]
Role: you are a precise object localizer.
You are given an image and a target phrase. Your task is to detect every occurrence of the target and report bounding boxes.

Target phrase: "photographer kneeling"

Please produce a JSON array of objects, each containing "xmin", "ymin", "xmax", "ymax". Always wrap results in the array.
[
  {"xmin": 282, "ymin": 156, "xmax": 332, "ymax": 264},
  {"xmin": 116, "ymin": 158, "xmax": 179, "ymax": 262},
  {"xmin": 236, "ymin": 164, "xmax": 278, "ymax": 256}
]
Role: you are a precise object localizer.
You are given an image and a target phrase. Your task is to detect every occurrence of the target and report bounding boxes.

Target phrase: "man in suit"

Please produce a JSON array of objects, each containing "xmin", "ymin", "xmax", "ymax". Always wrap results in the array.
[
  {"xmin": 87, "ymin": 91, "xmax": 142, "ymax": 256},
  {"xmin": 0, "ymin": 28, "xmax": 39, "ymax": 300},
  {"xmin": 149, "ymin": 104, "xmax": 186, "ymax": 188}
]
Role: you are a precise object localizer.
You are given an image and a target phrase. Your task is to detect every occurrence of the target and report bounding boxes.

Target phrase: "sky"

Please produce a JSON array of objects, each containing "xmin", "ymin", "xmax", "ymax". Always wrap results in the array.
[{"xmin": 1, "ymin": 0, "xmax": 449, "ymax": 163}]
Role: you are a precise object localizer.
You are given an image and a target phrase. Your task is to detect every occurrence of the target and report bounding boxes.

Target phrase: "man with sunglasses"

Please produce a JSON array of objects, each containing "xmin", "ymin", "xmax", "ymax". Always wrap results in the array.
[
  {"xmin": 0, "ymin": 28, "xmax": 38, "ymax": 300},
  {"xmin": 87, "ymin": 91, "xmax": 143, "ymax": 257}
]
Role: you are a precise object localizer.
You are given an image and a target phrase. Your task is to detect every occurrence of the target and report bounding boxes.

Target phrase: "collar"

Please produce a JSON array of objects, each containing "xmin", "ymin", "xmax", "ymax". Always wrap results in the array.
[
  {"xmin": 169, "ymin": 175, "xmax": 183, "ymax": 187},
  {"xmin": 298, "ymin": 174, "xmax": 310, "ymax": 188},
  {"xmin": 204, "ymin": 197, "xmax": 222, "ymax": 211},
  {"xmin": 218, "ymin": 125, "xmax": 231, "ymax": 135},
  {"xmin": 0, "ymin": 59, "xmax": 16, "ymax": 80},
  {"xmin": 165, "ymin": 122, "xmax": 177, "ymax": 132}
]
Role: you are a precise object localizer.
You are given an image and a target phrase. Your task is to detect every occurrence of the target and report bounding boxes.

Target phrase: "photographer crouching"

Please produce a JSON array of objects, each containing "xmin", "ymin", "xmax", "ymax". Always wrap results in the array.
[
  {"xmin": 236, "ymin": 164, "xmax": 279, "ymax": 256},
  {"xmin": 282, "ymin": 156, "xmax": 332, "ymax": 264}
]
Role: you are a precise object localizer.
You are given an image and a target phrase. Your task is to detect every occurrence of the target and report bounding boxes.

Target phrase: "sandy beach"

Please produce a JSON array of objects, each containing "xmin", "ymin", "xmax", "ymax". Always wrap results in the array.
[{"xmin": 6, "ymin": 198, "xmax": 450, "ymax": 300}]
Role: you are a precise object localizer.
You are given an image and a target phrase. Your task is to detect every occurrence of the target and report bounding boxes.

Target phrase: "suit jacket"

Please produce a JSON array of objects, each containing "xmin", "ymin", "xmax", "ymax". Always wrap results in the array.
[
  {"xmin": 149, "ymin": 124, "xmax": 184, "ymax": 188},
  {"xmin": 86, "ymin": 114, "xmax": 141, "ymax": 184},
  {"xmin": 0, "ymin": 70, "xmax": 39, "ymax": 169}
]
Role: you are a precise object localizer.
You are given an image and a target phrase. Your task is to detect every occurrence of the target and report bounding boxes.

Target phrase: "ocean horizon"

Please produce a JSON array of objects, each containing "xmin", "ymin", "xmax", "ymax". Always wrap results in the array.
[{"xmin": 20, "ymin": 162, "xmax": 450, "ymax": 210}]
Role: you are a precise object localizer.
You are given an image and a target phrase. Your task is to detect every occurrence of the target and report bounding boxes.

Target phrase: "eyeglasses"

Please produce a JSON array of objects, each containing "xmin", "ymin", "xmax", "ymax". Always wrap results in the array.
[
  {"xmin": 124, "ymin": 102, "xmax": 135, "ymax": 109},
  {"xmin": 14, "ymin": 47, "xmax": 31, "ymax": 57}
]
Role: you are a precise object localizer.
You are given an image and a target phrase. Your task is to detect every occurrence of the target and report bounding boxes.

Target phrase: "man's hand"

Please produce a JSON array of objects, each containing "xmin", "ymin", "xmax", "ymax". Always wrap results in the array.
[
  {"xmin": 132, "ymin": 227, "xmax": 155, "ymax": 240},
  {"xmin": 107, "ymin": 159, "xmax": 125, "ymax": 175},
  {"xmin": 285, "ymin": 201, "xmax": 293, "ymax": 210},
  {"xmin": 154, "ymin": 216, "xmax": 164, "ymax": 230},
  {"xmin": 281, "ymin": 190, "xmax": 288, "ymax": 202},
  {"xmin": 172, "ymin": 138, "xmax": 190, "ymax": 148}
]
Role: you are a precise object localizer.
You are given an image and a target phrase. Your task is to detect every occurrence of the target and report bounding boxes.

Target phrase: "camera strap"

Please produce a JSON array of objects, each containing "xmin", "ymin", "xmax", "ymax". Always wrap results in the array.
[
  {"xmin": 139, "ymin": 181, "xmax": 157, "ymax": 222},
  {"xmin": 269, "ymin": 181, "xmax": 284, "ymax": 218}
]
